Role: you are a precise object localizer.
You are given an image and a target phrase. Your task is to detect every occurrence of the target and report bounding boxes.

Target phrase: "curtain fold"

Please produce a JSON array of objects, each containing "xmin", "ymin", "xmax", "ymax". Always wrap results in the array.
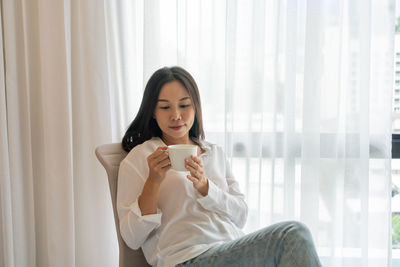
[
  {"xmin": 0, "ymin": 0, "xmax": 119, "ymax": 266},
  {"xmin": 0, "ymin": 1, "xmax": 14, "ymax": 265},
  {"xmin": 114, "ymin": 0, "xmax": 394, "ymax": 266}
]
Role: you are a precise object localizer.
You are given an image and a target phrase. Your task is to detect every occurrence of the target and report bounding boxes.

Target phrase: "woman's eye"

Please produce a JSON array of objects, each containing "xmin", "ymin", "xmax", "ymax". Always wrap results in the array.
[
  {"xmin": 160, "ymin": 106, "xmax": 169, "ymax": 110},
  {"xmin": 180, "ymin": 104, "xmax": 191, "ymax": 108}
]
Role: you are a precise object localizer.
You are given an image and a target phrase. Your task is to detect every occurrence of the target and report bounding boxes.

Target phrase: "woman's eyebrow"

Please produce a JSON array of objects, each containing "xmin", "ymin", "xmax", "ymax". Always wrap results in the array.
[{"xmin": 157, "ymin": 97, "xmax": 191, "ymax": 102}]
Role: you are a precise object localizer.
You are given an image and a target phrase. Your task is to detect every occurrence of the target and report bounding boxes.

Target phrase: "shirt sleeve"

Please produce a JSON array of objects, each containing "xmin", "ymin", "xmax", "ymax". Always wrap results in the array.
[
  {"xmin": 117, "ymin": 157, "xmax": 162, "ymax": 250},
  {"xmin": 197, "ymin": 149, "xmax": 248, "ymax": 228}
]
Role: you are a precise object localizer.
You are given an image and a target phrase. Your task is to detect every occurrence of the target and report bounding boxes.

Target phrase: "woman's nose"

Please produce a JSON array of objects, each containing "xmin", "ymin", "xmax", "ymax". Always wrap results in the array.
[{"xmin": 170, "ymin": 108, "xmax": 182, "ymax": 120}]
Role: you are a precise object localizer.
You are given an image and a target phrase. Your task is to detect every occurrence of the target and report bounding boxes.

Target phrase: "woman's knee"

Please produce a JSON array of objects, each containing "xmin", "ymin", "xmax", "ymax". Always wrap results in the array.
[
  {"xmin": 246, "ymin": 221, "xmax": 315, "ymax": 251},
  {"xmin": 281, "ymin": 221, "xmax": 315, "ymax": 246},
  {"xmin": 287, "ymin": 221, "xmax": 310, "ymax": 234}
]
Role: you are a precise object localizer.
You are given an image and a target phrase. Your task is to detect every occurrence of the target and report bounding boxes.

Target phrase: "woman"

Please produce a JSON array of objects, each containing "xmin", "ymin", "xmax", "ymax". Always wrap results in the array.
[{"xmin": 117, "ymin": 66, "xmax": 321, "ymax": 267}]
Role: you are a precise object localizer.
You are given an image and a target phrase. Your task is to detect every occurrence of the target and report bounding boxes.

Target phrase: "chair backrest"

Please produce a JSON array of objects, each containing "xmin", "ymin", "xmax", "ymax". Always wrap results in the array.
[{"xmin": 95, "ymin": 143, "xmax": 151, "ymax": 267}]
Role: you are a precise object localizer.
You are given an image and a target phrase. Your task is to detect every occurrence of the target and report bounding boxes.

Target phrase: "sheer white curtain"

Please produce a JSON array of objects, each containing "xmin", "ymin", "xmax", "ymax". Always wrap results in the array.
[
  {"xmin": 0, "ymin": 0, "xmax": 394, "ymax": 267},
  {"xmin": 0, "ymin": 0, "xmax": 120, "ymax": 266},
  {"xmin": 114, "ymin": 0, "xmax": 394, "ymax": 266}
]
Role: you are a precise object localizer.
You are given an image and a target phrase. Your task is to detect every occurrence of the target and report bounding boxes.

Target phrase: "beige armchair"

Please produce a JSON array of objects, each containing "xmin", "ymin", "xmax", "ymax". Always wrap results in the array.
[{"xmin": 95, "ymin": 143, "xmax": 150, "ymax": 267}]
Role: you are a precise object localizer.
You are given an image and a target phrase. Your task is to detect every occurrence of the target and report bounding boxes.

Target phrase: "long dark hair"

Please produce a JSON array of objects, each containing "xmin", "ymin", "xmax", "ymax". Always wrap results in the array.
[{"xmin": 122, "ymin": 66, "xmax": 205, "ymax": 152}]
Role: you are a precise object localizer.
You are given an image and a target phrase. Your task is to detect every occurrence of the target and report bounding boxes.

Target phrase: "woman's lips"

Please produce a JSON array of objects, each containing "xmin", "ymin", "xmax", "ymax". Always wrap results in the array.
[{"xmin": 170, "ymin": 125, "xmax": 184, "ymax": 131}]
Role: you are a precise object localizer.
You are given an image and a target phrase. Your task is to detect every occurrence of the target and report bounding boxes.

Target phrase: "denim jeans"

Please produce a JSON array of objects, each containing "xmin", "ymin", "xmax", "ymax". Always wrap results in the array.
[{"xmin": 176, "ymin": 221, "xmax": 322, "ymax": 267}]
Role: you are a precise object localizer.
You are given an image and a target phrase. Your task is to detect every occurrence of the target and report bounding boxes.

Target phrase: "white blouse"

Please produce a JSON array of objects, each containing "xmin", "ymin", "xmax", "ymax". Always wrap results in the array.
[{"xmin": 117, "ymin": 137, "xmax": 248, "ymax": 267}]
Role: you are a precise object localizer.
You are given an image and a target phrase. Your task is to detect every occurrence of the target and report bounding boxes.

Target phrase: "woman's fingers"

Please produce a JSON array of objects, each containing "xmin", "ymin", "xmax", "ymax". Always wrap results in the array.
[
  {"xmin": 147, "ymin": 147, "xmax": 171, "ymax": 183},
  {"xmin": 184, "ymin": 157, "xmax": 208, "ymax": 196},
  {"xmin": 148, "ymin": 147, "xmax": 169, "ymax": 164},
  {"xmin": 187, "ymin": 173, "xmax": 209, "ymax": 196},
  {"xmin": 185, "ymin": 158, "xmax": 204, "ymax": 181},
  {"xmin": 186, "ymin": 165, "xmax": 203, "ymax": 178},
  {"xmin": 158, "ymin": 157, "xmax": 171, "ymax": 169},
  {"xmin": 186, "ymin": 175, "xmax": 197, "ymax": 183},
  {"xmin": 186, "ymin": 155, "xmax": 203, "ymax": 169},
  {"xmin": 149, "ymin": 146, "xmax": 168, "ymax": 160},
  {"xmin": 185, "ymin": 161, "xmax": 197, "ymax": 176},
  {"xmin": 190, "ymin": 155, "xmax": 203, "ymax": 166}
]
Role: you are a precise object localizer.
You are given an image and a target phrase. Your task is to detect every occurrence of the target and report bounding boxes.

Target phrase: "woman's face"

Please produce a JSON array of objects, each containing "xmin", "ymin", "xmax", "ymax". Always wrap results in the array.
[{"xmin": 154, "ymin": 81, "xmax": 195, "ymax": 145}]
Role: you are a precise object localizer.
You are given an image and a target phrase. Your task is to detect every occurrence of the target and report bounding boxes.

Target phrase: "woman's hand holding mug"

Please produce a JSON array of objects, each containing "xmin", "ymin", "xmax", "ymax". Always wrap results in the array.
[
  {"xmin": 146, "ymin": 146, "xmax": 171, "ymax": 184},
  {"xmin": 185, "ymin": 155, "xmax": 209, "ymax": 196}
]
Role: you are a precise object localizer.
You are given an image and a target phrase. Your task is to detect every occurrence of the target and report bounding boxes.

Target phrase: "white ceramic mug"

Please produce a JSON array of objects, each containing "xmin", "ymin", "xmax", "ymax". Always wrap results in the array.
[{"xmin": 168, "ymin": 144, "xmax": 197, "ymax": 171}]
